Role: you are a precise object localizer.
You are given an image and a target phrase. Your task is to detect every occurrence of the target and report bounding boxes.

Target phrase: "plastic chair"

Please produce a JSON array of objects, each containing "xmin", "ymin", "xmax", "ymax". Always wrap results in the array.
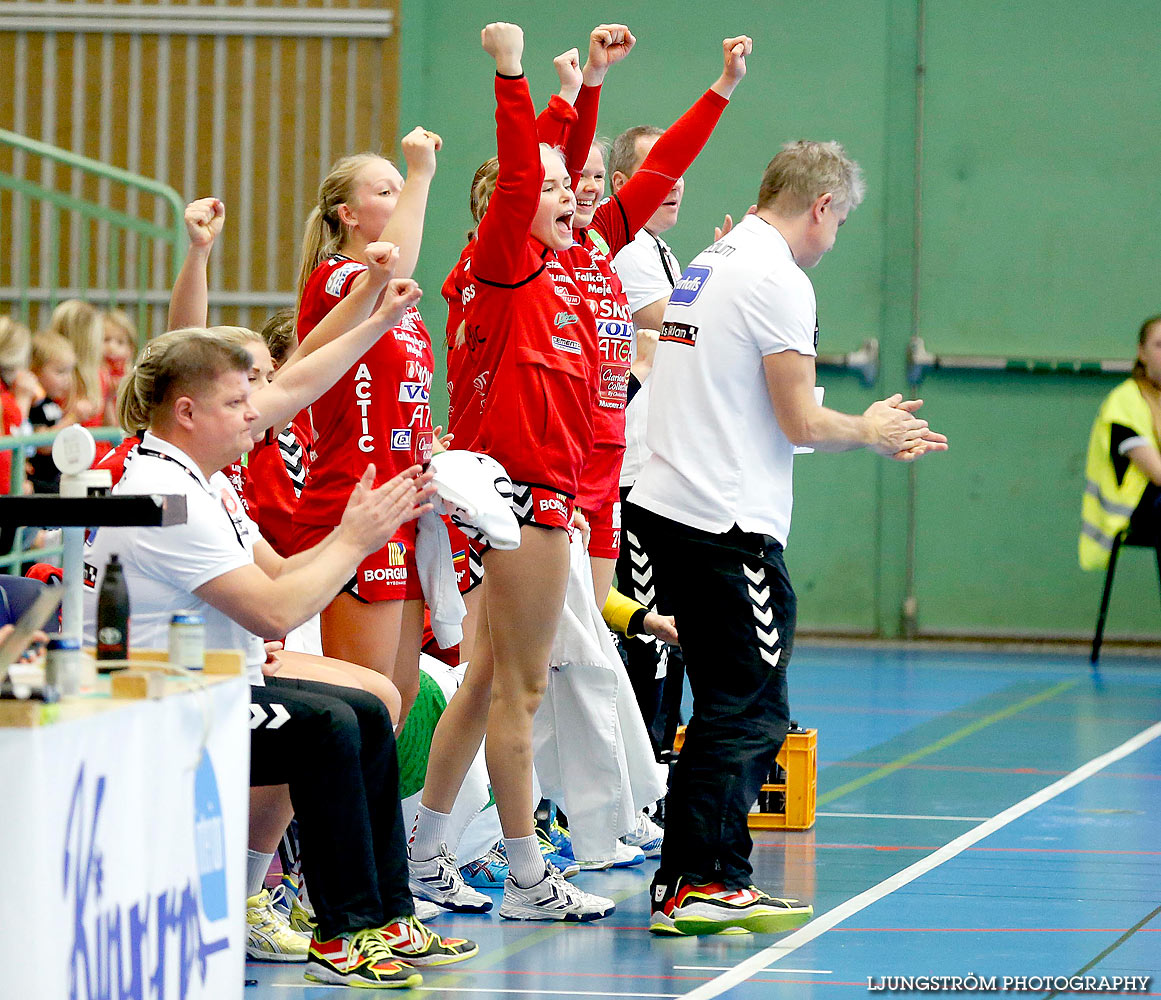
[
  {"xmin": 0, "ymin": 573, "xmax": 60, "ymax": 633},
  {"xmin": 1090, "ymin": 528, "xmax": 1159, "ymax": 665}
]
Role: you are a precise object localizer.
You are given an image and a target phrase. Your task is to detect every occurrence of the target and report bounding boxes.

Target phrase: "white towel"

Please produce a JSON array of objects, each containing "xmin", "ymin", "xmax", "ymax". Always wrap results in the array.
[
  {"xmin": 414, "ymin": 506, "xmax": 467, "ymax": 649},
  {"xmin": 533, "ymin": 533, "xmax": 668, "ymax": 862}
]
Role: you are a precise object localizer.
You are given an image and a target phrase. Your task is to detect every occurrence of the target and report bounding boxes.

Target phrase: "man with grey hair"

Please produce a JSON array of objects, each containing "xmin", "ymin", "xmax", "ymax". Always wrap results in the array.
[{"xmin": 627, "ymin": 140, "xmax": 947, "ymax": 937}]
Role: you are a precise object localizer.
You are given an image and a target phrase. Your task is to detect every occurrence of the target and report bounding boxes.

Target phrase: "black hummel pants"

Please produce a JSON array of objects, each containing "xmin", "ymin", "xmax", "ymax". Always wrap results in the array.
[
  {"xmin": 251, "ymin": 675, "xmax": 413, "ymax": 938},
  {"xmin": 618, "ymin": 487, "xmax": 688, "ymax": 756},
  {"xmin": 626, "ymin": 505, "xmax": 794, "ymax": 889}
]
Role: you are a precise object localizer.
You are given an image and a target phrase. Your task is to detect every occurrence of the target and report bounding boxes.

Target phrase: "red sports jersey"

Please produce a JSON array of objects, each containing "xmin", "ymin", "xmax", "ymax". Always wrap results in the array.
[
  {"xmin": 542, "ymin": 84, "xmax": 731, "ymax": 511},
  {"xmin": 452, "ymin": 74, "xmax": 598, "ymax": 498},
  {"xmin": 442, "ymin": 240, "xmax": 474, "ymax": 433},
  {"xmin": 0, "ymin": 383, "xmax": 23, "ymax": 490},
  {"xmin": 294, "ymin": 254, "xmax": 435, "ymax": 528},
  {"xmin": 95, "ymin": 433, "xmax": 139, "ymax": 486},
  {"xmin": 247, "ymin": 422, "xmax": 309, "ymax": 557}
]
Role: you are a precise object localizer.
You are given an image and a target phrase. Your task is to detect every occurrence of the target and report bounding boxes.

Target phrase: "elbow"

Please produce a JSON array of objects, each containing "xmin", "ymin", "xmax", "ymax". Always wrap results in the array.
[{"xmin": 778, "ymin": 415, "xmax": 815, "ymax": 448}]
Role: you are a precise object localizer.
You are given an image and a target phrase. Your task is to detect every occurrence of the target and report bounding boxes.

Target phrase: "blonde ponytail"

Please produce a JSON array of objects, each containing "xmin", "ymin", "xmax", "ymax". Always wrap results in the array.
[{"xmin": 295, "ymin": 152, "xmax": 385, "ymax": 310}]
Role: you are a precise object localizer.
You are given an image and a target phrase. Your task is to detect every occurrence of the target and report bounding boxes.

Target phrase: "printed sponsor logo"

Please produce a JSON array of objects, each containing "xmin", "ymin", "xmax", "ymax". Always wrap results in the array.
[
  {"xmin": 551, "ymin": 335, "xmax": 582, "ymax": 355},
  {"xmin": 554, "ymin": 285, "xmax": 581, "ymax": 307},
  {"xmin": 705, "ymin": 240, "xmax": 736, "ymax": 256},
  {"xmin": 574, "ymin": 269, "xmax": 603, "ymax": 284},
  {"xmin": 545, "ymin": 258, "xmax": 565, "ymax": 270},
  {"xmin": 461, "ymin": 283, "xmax": 475, "ymax": 305},
  {"xmin": 364, "ymin": 567, "xmax": 407, "ymax": 582},
  {"xmin": 668, "ymin": 264, "xmax": 712, "ymax": 306},
  {"xmin": 398, "ymin": 381, "xmax": 430, "ymax": 403},
  {"xmin": 553, "ymin": 311, "xmax": 579, "ymax": 329},
  {"xmin": 538, "ymin": 496, "xmax": 569, "ymax": 516},
  {"xmin": 83, "ymin": 560, "xmax": 97, "ymax": 588},
  {"xmin": 594, "ymin": 298, "xmax": 633, "ymax": 321},
  {"xmin": 390, "ymin": 428, "xmax": 412, "ymax": 450},
  {"xmin": 325, "ymin": 261, "xmax": 366, "ymax": 297},
  {"xmin": 386, "ymin": 541, "xmax": 406, "ymax": 567},
  {"xmin": 599, "ymin": 363, "xmax": 630, "ymax": 406},
  {"xmin": 660, "ymin": 321, "xmax": 698, "ymax": 346},
  {"xmin": 597, "ymin": 318, "xmax": 634, "ymax": 339},
  {"xmin": 473, "ymin": 372, "xmax": 489, "ymax": 394}
]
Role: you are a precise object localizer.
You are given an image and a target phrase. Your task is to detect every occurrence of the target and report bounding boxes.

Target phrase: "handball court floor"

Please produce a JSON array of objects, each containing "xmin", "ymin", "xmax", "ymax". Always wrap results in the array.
[{"xmin": 248, "ymin": 645, "xmax": 1161, "ymax": 998}]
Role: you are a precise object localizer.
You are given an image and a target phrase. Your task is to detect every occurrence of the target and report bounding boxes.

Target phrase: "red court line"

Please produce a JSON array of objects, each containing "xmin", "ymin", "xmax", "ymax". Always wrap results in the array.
[
  {"xmin": 831, "ymin": 926, "xmax": 1161, "ymax": 933},
  {"xmin": 426, "ymin": 968, "xmax": 863, "ymax": 986},
  {"xmin": 758, "ymin": 842, "xmax": 1161, "ymax": 856}
]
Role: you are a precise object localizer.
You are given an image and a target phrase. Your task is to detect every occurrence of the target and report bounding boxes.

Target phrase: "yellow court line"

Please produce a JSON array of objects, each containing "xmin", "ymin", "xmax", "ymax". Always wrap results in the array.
[{"xmin": 817, "ymin": 679, "xmax": 1079, "ymax": 807}]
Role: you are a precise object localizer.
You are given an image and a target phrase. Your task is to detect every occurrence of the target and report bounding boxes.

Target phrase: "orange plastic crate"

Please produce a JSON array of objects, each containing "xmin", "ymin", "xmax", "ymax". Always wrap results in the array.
[
  {"xmin": 749, "ymin": 727, "xmax": 816, "ymax": 830},
  {"xmin": 671, "ymin": 725, "xmax": 817, "ymax": 831}
]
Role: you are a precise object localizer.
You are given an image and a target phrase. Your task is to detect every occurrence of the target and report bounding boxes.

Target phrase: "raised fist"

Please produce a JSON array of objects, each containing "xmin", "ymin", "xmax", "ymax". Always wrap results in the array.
[
  {"xmin": 482, "ymin": 22, "xmax": 524, "ymax": 76},
  {"xmin": 183, "ymin": 197, "xmax": 225, "ymax": 249},
  {"xmin": 401, "ymin": 126, "xmax": 442, "ymax": 177}
]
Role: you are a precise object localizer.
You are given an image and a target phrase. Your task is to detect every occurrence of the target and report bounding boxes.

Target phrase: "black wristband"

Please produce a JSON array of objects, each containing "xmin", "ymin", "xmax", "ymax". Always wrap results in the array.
[
  {"xmin": 627, "ymin": 607, "xmax": 649, "ymax": 638},
  {"xmin": 495, "ymin": 71, "xmax": 525, "ymax": 81}
]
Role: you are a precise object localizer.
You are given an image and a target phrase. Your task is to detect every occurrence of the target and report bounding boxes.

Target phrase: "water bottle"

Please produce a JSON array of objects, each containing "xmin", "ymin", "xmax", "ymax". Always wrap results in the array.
[{"xmin": 96, "ymin": 553, "xmax": 130, "ymax": 660}]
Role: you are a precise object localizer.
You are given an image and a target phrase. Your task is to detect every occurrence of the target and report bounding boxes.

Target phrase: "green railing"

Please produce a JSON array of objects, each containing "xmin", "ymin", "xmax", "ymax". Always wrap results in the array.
[
  {"xmin": 0, "ymin": 127, "xmax": 186, "ymax": 337},
  {"xmin": 0, "ymin": 427, "xmax": 126, "ymax": 572}
]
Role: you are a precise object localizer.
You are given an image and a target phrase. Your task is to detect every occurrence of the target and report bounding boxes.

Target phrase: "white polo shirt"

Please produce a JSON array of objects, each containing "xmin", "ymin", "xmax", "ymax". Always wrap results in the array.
[
  {"xmin": 628, "ymin": 215, "xmax": 817, "ymax": 546},
  {"xmin": 83, "ymin": 431, "xmax": 268, "ymax": 683},
  {"xmin": 612, "ymin": 227, "xmax": 681, "ymax": 314}
]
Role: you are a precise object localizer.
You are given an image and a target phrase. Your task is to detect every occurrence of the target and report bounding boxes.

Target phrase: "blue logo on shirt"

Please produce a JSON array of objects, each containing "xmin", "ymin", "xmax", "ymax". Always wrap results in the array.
[{"xmin": 669, "ymin": 265, "xmax": 711, "ymax": 306}]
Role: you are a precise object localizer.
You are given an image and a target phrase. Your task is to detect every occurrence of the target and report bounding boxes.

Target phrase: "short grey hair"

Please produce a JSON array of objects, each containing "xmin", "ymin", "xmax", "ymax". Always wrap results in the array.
[{"xmin": 757, "ymin": 140, "xmax": 866, "ymax": 215}]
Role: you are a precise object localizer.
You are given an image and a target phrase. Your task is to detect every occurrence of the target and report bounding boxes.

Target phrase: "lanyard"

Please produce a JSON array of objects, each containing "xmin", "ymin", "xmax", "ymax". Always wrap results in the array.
[
  {"xmin": 137, "ymin": 445, "xmax": 248, "ymax": 550},
  {"xmin": 649, "ymin": 231, "xmax": 676, "ymax": 288}
]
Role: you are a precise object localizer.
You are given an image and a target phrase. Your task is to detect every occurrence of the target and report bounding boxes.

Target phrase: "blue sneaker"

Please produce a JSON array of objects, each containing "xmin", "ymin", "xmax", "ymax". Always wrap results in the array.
[
  {"xmin": 620, "ymin": 812, "xmax": 664, "ymax": 859},
  {"xmin": 459, "ymin": 845, "xmax": 508, "ymax": 889},
  {"xmin": 545, "ymin": 816, "xmax": 575, "ymax": 861}
]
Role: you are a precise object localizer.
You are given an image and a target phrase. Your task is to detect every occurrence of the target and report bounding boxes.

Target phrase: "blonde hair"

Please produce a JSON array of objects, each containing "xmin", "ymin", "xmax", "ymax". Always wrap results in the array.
[
  {"xmin": 103, "ymin": 308, "xmax": 139, "ymax": 361},
  {"xmin": 115, "ymin": 327, "xmax": 254, "ymax": 434},
  {"xmin": 296, "ymin": 152, "xmax": 386, "ymax": 308},
  {"xmin": 470, "ymin": 157, "xmax": 500, "ymax": 228},
  {"xmin": 48, "ymin": 300, "xmax": 104, "ymax": 412},
  {"xmin": 31, "ymin": 330, "xmax": 76, "ymax": 372},
  {"xmin": 757, "ymin": 140, "xmax": 866, "ymax": 216},
  {"xmin": 0, "ymin": 316, "xmax": 32, "ymax": 385}
]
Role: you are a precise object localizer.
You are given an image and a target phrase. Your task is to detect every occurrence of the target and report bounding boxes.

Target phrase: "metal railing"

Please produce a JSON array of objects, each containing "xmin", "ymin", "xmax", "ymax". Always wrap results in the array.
[
  {"xmin": 0, "ymin": 127, "xmax": 186, "ymax": 338},
  {"xmin": 907, "ymin": 336, "xmax": 1132, "ymax": 384},
  {"xmin": 0, "ymin": 426, "xmax": 125, "ymax": 572},
  {"xmin": 817, "ymin": 338, "xmax": 879, "ymax": 387}
]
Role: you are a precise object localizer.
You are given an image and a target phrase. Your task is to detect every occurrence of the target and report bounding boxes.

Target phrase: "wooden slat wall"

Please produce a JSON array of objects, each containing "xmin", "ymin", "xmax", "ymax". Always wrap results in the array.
[{"xmin": 0, "ymin": 0, "xmax": 400, "ymax": 334}]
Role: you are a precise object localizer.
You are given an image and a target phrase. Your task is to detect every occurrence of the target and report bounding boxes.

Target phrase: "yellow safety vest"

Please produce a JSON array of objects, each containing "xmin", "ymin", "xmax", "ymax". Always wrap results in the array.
[{"xmin": 1079, "ymin": 379, "xmax": 1156, "ymax": 570}]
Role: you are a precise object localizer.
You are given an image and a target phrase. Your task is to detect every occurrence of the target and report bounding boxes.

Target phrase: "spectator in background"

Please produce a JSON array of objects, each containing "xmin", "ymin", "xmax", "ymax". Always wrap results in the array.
[
  {"xmin": 102, "ymin": 307, "xmax": 139, "ymax": 424},
  {"xmin": 0, "ymin": 316, "xmax": 34, "ymax": 497},
  {"xmin": 47, "ymin": 300, "xmax": 109, "ymax": 457},
  {"xmin": 1080, "ymin": 315, "xmax": 1161, "ymax": 571},
  {"xmin": 27, "ymin": 330, "xmax": 82, "ymax": 493}
]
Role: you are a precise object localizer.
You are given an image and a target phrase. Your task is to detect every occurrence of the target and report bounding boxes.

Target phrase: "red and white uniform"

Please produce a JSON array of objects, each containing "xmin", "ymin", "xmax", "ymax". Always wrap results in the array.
[
  {"xmin": 292, "ymin": 254, "xmax": 435, "ymax": 601},
  {"xmin": 450, "ymin": 74, "xmax": 598, "ymax": 530},
  {"xmin": 247, "ymin": 422, "xmax": 309, "ymax": 558},
  {"xmin": 538, "ymin": 84, "xmax": 730, "ymax": 556}
]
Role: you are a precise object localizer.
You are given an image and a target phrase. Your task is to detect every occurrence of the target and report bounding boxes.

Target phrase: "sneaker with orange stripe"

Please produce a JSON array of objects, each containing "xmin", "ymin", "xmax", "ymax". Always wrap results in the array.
[
  {"xmin": 649, "ymin": 877, "xmax": 812, "ymax": 936},
  {"xmin": 377, "ymin": 914, "xmax": 478, "ymax": 967},
  {"xmin": 304, "ymin": 927, "xmax": 423, "ymax": 988}
]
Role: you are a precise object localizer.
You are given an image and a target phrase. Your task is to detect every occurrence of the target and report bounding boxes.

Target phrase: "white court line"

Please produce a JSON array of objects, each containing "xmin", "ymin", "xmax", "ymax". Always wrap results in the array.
[
  {"xmin": 681, "ymin": 719, "xmax": 1161, "ymax": 1000},
  {"xmin": 816, "ymin": 811, "xmax": 989, "ymax": 821},
  {"xmin": 674, "ymin": 966, "xmax": 832, "ymax": 974}
]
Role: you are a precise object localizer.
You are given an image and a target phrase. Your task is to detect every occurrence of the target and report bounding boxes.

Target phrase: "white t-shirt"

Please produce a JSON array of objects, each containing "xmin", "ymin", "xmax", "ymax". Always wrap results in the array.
[
  {"xmin": 628, "ymin": 215, "xmax": 817, "ymax": 545},
  {"xmin": 612, "ymin": 228, "xmax": 681, "ymax": 314},
  {"xmin": 83, "ymin": 431, "xmax": 268, "ymax": 683},
  {"xmin": 613, "ymin": 229, "xmax": 682, "ymax": 487}
]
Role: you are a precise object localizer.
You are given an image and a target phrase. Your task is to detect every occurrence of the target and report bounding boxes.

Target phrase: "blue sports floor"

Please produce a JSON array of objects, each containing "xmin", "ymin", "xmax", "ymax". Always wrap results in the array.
[{"xmin": 247, "ymin": 645, "xmax": 1161, "ymax": 997}]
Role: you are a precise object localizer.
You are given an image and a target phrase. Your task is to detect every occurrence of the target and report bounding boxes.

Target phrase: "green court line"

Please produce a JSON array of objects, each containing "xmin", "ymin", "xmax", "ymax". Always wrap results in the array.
[{"xmin": 817, "ymin": 679, "xmax": 1080, "ymax": 807}]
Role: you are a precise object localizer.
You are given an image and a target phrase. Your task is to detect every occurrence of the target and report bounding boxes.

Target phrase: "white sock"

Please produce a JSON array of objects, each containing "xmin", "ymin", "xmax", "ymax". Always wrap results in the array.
[
  {"xmin": 411, "ymin": 803, "xmax": 453, "ymax": 862},
  {"xmin": 246, "ymin": 849, "xmax": 274, "ymax": 900},
  {"xmin": 505, "ymin": 834, "xmax": 547, "ymax": 889}
]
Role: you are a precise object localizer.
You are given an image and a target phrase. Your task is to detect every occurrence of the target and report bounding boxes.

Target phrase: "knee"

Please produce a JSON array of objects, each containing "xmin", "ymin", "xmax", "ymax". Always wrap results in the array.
[
  {"xmin": 362, "ymin": 672, "xmax": 403, "ymax": 728},
  {"xmin": 491, "ymin": 670, "xmax": 548, "ymax": 718}
]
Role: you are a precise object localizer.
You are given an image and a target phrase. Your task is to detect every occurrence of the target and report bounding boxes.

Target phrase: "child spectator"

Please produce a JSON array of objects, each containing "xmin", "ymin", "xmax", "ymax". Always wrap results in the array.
[
  {"xmin": 27, "ymin": 330, "xmax": 81, "ymax": 492},
  {"xmin": 102, "ymin": 308, "xmax": 138, "ymax": 423}
]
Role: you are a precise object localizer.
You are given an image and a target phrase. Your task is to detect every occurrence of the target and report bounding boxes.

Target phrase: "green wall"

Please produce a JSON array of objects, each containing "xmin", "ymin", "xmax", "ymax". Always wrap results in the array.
[{"xmin": 398, "ymin": 1, "xmax": 1161, "ymax": 640}]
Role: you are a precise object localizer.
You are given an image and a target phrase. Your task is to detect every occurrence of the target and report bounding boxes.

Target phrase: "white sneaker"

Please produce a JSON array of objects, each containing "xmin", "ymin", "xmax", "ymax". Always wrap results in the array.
[
  {"xmin": 621, "ymin": 812, "xmax": 664, "ymax": 858},
  {"xmin": 246, "ymin": 888, "xmax": 310, "ymax": 961},
  {"xmin": 408, "ymin": 843, "xmax": 493, "ymax": 913},
  {"xmin": 413, "ymin": 896, "xmax": 443, "ymax": 922},
  {"xmin": 576, "ymin": 841, "xmax": 646, "ymax": 871},
  {"xmin": 499, "ymin": 867, "xmax": 616, "ymax": 921}
]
